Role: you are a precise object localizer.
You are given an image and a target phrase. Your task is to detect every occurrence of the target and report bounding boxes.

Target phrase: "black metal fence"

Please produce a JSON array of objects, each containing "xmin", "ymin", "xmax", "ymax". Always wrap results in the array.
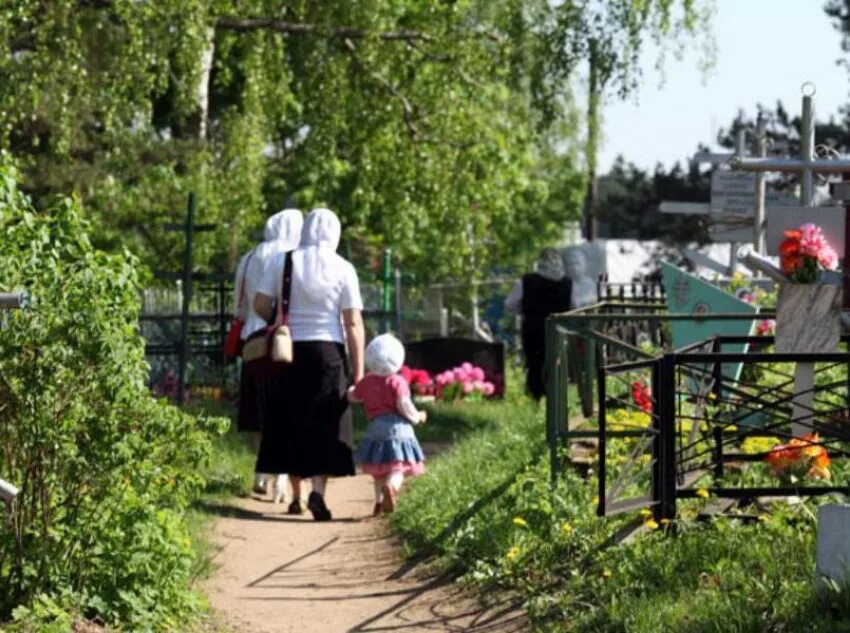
[{"xmin": 595, "ymin": 335, "xmax": 850, "ymax": 522}]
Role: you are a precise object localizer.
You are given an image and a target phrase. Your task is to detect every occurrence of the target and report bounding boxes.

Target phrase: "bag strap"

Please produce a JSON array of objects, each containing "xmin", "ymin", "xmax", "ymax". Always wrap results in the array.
[
  {"xmin": 236, "ymin": 250, "xmax": 255, "ymax": 314},
  {"xmin": 275, "ymin": 251, "xmax": 293, "ymax": 327}
]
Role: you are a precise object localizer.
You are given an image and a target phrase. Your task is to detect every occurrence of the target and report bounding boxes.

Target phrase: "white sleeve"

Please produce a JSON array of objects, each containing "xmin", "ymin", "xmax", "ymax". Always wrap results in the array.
[
  {"xmin": 257, "ymin": 253, "xmax": 282, "ymax": 297},
  {"xmin": 504, "ymin": 279, "xmax": 523, "ymax": 314},
  {"xmin": 396, "ymin": 395, "xmax": 421, "ymax": 424},
  {"xmin": 232, "ymin": 254, "xmax": 249, "ymax": 317},
  {"xmin": 339, "ymin": 262, "xmax": 364, "ymax": 311}
]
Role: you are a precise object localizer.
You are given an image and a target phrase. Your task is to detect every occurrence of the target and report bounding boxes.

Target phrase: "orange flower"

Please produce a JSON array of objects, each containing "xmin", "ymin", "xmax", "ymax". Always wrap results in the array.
[{"xmin": 779, "ymin": 229, "xmax": 803, "ymax": 274}]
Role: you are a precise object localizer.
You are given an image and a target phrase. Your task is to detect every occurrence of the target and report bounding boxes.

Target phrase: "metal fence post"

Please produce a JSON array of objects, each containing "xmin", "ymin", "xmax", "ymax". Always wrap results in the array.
[
  {"xmin": 177, "ymin": 192, "xmax": 196, "ymax": 405},
  {"xmin": 596, "ymin": 363, "xmax": 607, "ymax": 517},
  {"xmin": 545, "ymin": 318, "xmax": 559, "ymax": 482},
  {"xmin": 658, "ymin": 353, "xmax": 677, "ymax": 521}
]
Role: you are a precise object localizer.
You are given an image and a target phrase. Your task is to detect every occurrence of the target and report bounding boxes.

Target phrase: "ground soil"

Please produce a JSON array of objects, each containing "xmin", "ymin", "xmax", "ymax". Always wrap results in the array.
[{"xmin": 201, "ymin": 471, "xmax": 528, "ymax": 633}]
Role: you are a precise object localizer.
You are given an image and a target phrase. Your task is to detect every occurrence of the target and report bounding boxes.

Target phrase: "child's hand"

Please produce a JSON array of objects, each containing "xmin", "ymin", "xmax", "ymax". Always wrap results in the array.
[
  {"xmin": 417, "ymin": 410, "xmax": 427, "ymax": 425},
  {"xmin": 346, "ymin": 385, "xmax": 357, "ymax": 403}
]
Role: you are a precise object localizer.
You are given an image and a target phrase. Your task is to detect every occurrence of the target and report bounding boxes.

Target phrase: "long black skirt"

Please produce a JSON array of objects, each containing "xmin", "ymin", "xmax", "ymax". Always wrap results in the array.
[
  {"xmin": 237, "ymin": 356, "xmax": 265, "ymax": 432},
  {"xmin": 255, "ymin": 341, "xmax": 355, "ymax": 478}
]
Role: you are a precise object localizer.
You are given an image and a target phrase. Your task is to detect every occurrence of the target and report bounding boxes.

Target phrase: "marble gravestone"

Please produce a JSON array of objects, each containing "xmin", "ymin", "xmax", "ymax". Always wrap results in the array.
[
  {"xmin": 765, "ymin": 206, "xmax": 845, "ymax": 354},
  {"xmin": 817, "ymin": 504, "xmax": 850, "ymax": 585}
]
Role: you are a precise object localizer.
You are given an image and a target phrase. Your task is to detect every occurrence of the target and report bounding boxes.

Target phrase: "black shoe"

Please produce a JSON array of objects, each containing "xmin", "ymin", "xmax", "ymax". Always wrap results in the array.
[
  {"xmin": 287, "ymin": 498, "xmax": 304, "ymax": 515},
  {"xmin": 307, "ymin": 491, "xmax": 332, "ymax": 521}
]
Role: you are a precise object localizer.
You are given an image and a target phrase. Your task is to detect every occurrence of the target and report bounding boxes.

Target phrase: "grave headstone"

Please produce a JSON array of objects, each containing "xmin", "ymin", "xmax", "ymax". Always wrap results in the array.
[
  {"xmin": 404, "ymin": 337, "xmax": 505, "ymax": 397},
  {"xmin": 661, "ymin": 262, "xmax": 757, "ymax": 385},
  {"xmin": 817, "ymin": 504, "xmax": 850, "ymax": 584}
]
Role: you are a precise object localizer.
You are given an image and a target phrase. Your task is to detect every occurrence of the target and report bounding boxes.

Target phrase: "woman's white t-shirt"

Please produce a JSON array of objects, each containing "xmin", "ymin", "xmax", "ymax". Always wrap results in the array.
[
  {"xmin": 258, "ymin": 250, "xmax": 363, "ymax": 344},
  {"xmin": 233, "ymin": 249, "xmax": 273, "ymax": 340}
]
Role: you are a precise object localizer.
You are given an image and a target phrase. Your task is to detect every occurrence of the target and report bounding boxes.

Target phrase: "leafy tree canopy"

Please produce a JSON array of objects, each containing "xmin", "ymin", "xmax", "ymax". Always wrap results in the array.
[{"xmin": 0, "ymin": 0, "xmax": 711, "ymax": 282}]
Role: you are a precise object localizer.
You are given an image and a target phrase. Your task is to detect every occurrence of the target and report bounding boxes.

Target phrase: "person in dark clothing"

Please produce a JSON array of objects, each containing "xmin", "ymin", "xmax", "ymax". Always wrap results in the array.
[{"xmin": 505, "ymin": 248, "xmax": 573, "ymax": 400}]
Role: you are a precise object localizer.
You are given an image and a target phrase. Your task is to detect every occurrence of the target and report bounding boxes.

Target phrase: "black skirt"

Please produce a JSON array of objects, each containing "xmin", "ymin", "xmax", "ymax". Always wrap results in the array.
[
  {"xmin": 237, "ymin": 357, "xmax": 263, "ymax": 432},
  {"xmin": 255, "ymin": 341, "xmax": 355, "ymax": 478}
]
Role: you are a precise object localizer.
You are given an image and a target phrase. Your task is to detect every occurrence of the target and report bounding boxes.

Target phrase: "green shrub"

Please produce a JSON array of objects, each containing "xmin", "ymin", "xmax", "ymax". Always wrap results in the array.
[{"xmin": 0, "ymin": 158, "xmax": 226, "ymax": 629}]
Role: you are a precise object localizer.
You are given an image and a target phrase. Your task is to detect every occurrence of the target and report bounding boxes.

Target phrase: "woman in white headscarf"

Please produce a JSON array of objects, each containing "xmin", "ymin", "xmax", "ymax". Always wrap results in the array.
[
  {"xmin": 254, "ymin": 208, "xmax": 365, "ymax": 521},
  {"xmin": 235, "ymin": 209, "xmax": 303, "ymax": 497}
]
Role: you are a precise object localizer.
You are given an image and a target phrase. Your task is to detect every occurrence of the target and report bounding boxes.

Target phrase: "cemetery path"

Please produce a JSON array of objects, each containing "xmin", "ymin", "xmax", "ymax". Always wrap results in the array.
[{"xmin": 201, "ymin": 465, "xmax": 527, "ymax": 633}]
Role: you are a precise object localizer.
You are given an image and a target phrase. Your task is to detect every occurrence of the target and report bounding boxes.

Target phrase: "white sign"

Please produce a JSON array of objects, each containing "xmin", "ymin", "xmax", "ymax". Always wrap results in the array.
[
  {"xmin": 710, "ymin": 170, "xmax": 798, "ymax": 217},
  {"xmin": 765, "ymin": 206, "xmax": 846, "ymax": 257}
]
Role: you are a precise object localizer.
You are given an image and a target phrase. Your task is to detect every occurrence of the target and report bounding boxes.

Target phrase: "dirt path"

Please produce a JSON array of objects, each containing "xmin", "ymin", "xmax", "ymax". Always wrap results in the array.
[{"xmin": 201, "ymin": 472, "xmax": 527, "ymax": 633}]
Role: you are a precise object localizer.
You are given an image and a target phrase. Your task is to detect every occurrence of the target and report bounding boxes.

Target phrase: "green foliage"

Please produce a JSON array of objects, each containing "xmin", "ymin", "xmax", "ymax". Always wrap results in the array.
[
  {"xmin": 0, "ymin": 1, "xmax": 713, "ymax": 282},
  {"xmin": 0, "ymin": 159, "xmax": 227, "ymax": 629},
  {"xmin": 393, "ymin": 387, "xmax": 850, "ymax": 632}
]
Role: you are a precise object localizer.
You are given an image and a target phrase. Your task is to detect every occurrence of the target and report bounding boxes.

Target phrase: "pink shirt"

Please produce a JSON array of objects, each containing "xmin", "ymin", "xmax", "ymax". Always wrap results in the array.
[{"xmin": 351, "ymin": 373, "xmax": 409, "ymax": 420}]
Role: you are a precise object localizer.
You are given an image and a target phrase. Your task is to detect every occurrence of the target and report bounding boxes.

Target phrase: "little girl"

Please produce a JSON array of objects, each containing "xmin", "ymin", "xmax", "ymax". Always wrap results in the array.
[{"xmin": 349, "ymin": 333, "xmax": 426, "ymax": 515}]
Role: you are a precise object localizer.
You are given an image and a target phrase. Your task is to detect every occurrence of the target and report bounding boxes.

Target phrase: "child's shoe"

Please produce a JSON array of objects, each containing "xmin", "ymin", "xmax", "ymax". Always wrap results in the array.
[
  {"xmin": 380, "ymin": 485, "xmax": 397, "ymax": 514},
  {"xmin": 287, "ymin": 498, "xmax": 303, "ymax": 515}
]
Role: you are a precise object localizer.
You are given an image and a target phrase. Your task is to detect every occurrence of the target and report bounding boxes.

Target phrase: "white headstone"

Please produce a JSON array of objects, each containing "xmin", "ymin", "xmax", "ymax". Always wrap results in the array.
[{"xmin": 817, "ymin": 504, "xmax": 850, "ymax": 584}]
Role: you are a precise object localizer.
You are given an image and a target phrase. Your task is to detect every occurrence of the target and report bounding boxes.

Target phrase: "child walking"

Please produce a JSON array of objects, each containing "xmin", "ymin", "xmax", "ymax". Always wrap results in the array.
[{"xmin": 350, "ymin": 333, "xmax": 426, "ymax": 515}]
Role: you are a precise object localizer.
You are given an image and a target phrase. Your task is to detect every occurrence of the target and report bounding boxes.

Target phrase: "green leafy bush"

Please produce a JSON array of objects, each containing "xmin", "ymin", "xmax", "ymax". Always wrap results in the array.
[{"xmin": 0, "ymin": 159, "xmax": 226, "ymax": 629}]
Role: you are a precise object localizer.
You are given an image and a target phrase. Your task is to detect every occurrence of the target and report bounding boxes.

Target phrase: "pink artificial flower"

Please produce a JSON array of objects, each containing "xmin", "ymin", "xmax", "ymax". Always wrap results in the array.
[
  {"xmin": 482, "ymin": 382, "xmax": 495, "ymax": 396},
  {"xmin": 471, "ymin": 367, "xmax": 485, "ymax": 382},
  {"xmin": 472, "ymin": 380, "xmax": 485, "ymax": 392},
  {"xmin": 400, "ymin": 365, "xmax": 413, "ymax": 383},
  {"xmin": 453, "ymin": 368, "xmax": 467, "ymax": 382},
  {"xmin": 462, "ymin": 381, "xmax": 474, "ymax": 394},
  {"xmin": 461, "ymin": 362, "xmax": 473, "ymax": 373}
]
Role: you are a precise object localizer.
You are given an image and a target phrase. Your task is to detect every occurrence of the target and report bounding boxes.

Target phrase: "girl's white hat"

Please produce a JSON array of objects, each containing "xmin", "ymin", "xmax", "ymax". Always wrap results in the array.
[{"xmin": 365, "ymin": 333, "xmax": 405, "ymax": 377}]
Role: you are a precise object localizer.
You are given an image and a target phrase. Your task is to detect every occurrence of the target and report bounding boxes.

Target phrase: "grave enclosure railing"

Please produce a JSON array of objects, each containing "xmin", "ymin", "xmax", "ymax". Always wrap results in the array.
[{"xmin": 598, "ymin": 337, "xmax": 850, "ymax": 521}]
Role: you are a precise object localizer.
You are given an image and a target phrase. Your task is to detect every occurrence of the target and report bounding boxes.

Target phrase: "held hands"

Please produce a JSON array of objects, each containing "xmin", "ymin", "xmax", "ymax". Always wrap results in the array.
[{"xmin": 416, "ymin": 410, "xmax": 427, "ymax": 425}]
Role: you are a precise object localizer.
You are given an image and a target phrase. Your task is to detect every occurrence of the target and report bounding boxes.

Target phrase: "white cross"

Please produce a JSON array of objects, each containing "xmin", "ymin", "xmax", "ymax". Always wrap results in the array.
[{"xmin": 733, "ymin": 90, "xmax": 848, "ymax": 436}]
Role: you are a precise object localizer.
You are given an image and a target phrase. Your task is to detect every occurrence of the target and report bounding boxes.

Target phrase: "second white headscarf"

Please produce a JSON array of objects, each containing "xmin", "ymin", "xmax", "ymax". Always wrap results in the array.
[
  {"xmin": 255, "ymin": 208, "xmax": 303, "ymax": 261},
  {"xmin": 293, "ymin": 207, "xmax": 343, "ymax": 301}
]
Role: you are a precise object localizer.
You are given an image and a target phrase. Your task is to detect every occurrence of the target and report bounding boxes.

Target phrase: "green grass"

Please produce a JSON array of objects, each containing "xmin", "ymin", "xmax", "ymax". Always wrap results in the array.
[{"xmin": 391, "ymin": 385, "xmax": 850, "ymax": 632}]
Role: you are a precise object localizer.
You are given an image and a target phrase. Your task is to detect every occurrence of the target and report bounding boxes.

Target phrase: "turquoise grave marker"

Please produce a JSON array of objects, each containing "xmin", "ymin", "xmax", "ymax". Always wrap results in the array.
[{"xmin": 661, "ymin": 262, "xmax": 757, "ymax": 390}]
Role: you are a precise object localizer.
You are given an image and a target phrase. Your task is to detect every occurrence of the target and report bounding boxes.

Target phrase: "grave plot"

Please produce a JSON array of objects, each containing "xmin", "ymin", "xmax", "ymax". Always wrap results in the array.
[{"xmin": 596, "ymin": 335, "xmax": 850, "ymax": 523}]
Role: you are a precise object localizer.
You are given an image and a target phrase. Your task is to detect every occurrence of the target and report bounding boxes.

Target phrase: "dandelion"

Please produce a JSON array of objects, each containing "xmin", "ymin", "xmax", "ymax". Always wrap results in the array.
[
  {"xmin": 639, "ymin": 508, "xmax": 652, "ymax": 517},
  {"xmin": 560, "ymin": 522, "xmax": 573, "ymax": 535},
  {"xmin": 660, "ymin": 518, "xmax": 671, "ymax": 526},
  {"xmin": 757, "ymin": 514, "xmax": 769, "ymax": 523},
  {"xmin": 512, "ymin": 516, "xmax": 528, "ymax": 528},
  {"xmin": 602, "ymin": 569, "xmax": 612, "ymax": 578},
  {"xmin": 645, "ymin": 518, "xmax": 659, "ymax": 530},
  {"xmin": 505, "ymin": 546, "xmax": 521, "ymax": 561},
  {"xmin": 591, "ymin": 496, "xmax": 599, "ymax": 506},
  {"xmin": 696, "ymin": 488, "xmax": 710, "ymax": 499}
]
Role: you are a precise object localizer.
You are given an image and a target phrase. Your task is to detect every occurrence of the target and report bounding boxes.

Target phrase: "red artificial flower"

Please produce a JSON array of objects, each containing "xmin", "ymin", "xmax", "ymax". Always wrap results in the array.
[
  {"xmin": 779, "ymin": 229, "xmax": 803, "ymax": 274},
  {"xmin": 631, "ymin": 380, "xmax": 652, "ymax": 414}
]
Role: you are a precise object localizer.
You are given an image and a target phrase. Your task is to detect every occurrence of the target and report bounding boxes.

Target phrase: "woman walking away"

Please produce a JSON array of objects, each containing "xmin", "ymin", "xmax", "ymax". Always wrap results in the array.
[
  {"xmin": 254, "ymin": 208, "xmax": 364, "ymax": 521},
  {"xmin": 249, "ymin": 209, "xmax": 304, "ymax": 506},
  {"xmin": 350, "ymin": 333, "xmax": 426, "ymax": 516},
  {"xmin": 234, "ymin": 208, "xmax": 303, "ymax": 501},
  {"xmin": 504, "ymin": 248, "xmax": 572, "ymax": 400}
]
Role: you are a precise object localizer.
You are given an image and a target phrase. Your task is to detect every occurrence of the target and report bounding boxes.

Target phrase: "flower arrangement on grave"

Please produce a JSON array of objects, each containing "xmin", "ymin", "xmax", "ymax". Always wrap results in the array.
[
  {"xmin": 630, "ymin": 380, "xmax": 652, "ymax": 414},
  {"xmin": 779, "ymin": 223, "xmax": 839, "ymax": 283},
  {"xmin": 399, "ymin": 365, "xmax": 435, "ymax": 398},
  {"xmin": 433, "ymin": 362, "xmax": 496, "ymax": 402},
  {"xmin": 763, "ymin": 433, "xmax": 831, "ymax": 480}
]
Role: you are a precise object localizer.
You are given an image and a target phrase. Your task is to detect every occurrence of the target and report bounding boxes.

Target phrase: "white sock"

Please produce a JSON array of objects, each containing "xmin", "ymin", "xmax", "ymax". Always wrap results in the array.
[
  {"xmin": 311, "ymin": 476, "xmax": 327, "ymax": 497},
  {"xmin": 373, "ymin": 478, "xmax": 385, "ymax": 504},
  {"xmin": 387, "ymin": 471, "xmax": 404, "ymax": 491},
  {"xmin": 254, "ymin": 473, "xmax": 267, "ymax": 489},
  {"xmin": 272, "ymin": 474, "xmax": 288, "ymax": 503}
]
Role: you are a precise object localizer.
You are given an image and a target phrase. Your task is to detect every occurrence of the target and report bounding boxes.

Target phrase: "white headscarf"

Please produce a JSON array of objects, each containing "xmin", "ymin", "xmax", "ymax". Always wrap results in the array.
[
  {"xmin": 365, "ymin": 333, "xmax": 405, "ymax": 377},
  {"xmin": 293, "ymin": 207, "xmax": 343, "ymax": 301},
  {"xmin": 535, "ymin": 248, "xmax": 566, "ymax": 282},
  {"xmin": 255, "ymin": 208, "xmax": 303, "ymax": 261}
]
